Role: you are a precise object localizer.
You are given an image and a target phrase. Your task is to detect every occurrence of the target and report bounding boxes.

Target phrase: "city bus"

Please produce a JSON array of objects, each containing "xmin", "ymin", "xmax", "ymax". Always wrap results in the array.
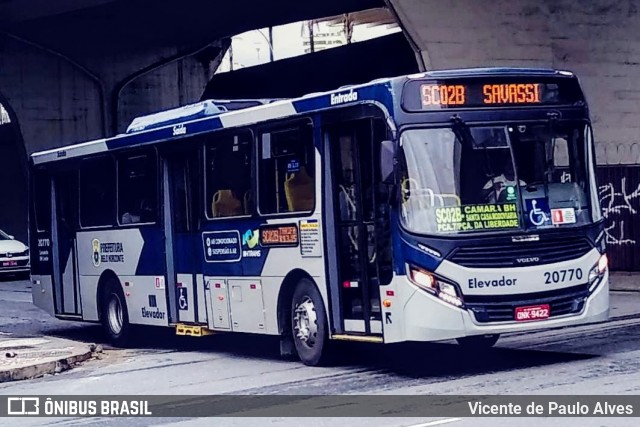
[{"xmin": 29, "ymin": 68, "xmax": 609, "ymax": 366}]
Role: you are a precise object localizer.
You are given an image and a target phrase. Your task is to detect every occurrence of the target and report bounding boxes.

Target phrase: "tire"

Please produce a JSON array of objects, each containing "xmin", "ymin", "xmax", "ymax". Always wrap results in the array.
[
  {"xmin": 456, "ymin": 334, "xmax": 500, "ymax": 349},
  {"xmin": 100, "ymin": 280, "xmax": 133, "ymax": 347},
  {"xmin": 291, "ymin": 278, "xmax": 329, "ymax": 366}
]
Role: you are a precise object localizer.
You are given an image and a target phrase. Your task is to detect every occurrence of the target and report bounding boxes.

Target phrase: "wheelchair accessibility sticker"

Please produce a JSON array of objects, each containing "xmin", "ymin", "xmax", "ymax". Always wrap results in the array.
[
  {"xmin": 525, "ymin": 198, "xmax": 552, "ymax": 227},
  {"xmin": 177, "ymin": 286, "xmax": 188, "ymax": 311}
]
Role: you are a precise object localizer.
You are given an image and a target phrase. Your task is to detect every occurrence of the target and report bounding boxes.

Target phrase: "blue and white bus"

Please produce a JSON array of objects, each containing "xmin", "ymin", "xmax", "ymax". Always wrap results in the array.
[{"xmin": 29, "ymin": 68, "xmax": 609, "ymax": 365}]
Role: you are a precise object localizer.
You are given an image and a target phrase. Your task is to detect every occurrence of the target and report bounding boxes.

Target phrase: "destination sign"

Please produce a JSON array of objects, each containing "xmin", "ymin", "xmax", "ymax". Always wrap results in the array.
[
  {"xmin": 420, "ymin": 83, "xmax": 542, "ymax": 108},
  {"xmin": 435, "ymin": 203, "xmax": 520, "ymax": 233},
  {"xmin": 402, "ymin": 77, "xmax": 584, "ymax": 111},
  {"xmin": 260, "ymin": 224, "xmax": 299, "ymax": 247}
]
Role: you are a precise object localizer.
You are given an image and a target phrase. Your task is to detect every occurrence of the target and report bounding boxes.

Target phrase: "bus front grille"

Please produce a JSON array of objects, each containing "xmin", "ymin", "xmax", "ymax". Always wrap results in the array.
[
  {"xmin": 448, "ymin": 237, "xmax": 593, "ymax": 268},
  {"xmin": 465, "ymin": 284, "xmax": 589, "ymax": 323}
]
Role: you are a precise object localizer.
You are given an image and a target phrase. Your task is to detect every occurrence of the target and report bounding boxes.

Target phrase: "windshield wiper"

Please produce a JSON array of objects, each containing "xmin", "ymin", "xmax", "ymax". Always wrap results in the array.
[{"xmin": 450, "ymin": 114, "xmax": 476, "ymax": 147}]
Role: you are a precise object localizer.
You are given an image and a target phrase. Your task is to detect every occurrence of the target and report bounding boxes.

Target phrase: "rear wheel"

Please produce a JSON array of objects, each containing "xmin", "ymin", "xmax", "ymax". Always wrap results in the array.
[
  {"xmin": 291, "ymin": 278, "xmax": 329, "ymax": 366},
  {"xmin": 100, "ymin": 280, "xmax": 133, "ymax": 347},
  {"xmin": 456, "ymin": 334, "xmax": 500, "ymax": 349}
]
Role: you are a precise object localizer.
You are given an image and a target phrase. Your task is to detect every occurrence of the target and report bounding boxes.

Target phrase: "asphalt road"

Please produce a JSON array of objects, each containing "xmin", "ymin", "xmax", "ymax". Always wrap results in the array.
[{"xmin": 1, "ymin": 277, "xmax": 640, "ymax": 427}]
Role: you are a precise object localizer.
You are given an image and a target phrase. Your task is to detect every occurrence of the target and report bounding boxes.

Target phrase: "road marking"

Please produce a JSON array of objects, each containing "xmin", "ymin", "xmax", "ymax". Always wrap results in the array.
[{"xmin": 405, "ymin": 418, "xmax": 461, "ymax": 427}]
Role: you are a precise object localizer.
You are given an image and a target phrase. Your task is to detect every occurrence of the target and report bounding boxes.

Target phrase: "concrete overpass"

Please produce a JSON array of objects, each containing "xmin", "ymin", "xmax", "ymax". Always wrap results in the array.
[
  {"xmin": 0, "ymin": 0, "xmax": 382, "ymax": 240},
  {"xmin": 387, "ymin": 0, "xmax": 640, "ymax": 165}
]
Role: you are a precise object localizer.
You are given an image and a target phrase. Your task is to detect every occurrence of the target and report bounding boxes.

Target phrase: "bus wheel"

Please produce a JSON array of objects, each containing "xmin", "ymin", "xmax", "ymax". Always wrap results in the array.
[
  {"xmin": 100, "ymin": 280, "xmax": 132, "ymax": 347},
  {"xmin": 456, "ymin": 334, "xmax": 500, "ymax": 349},
  {"xmin": 291, "ymin": 278, "xmax": 328, "ymax": 366}
]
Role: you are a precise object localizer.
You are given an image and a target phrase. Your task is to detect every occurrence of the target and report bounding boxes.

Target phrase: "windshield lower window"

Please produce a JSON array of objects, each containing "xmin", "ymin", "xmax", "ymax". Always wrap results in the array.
[{"xmin": 398, "ymin": 122, "xmax": 597, "ymax": 236}]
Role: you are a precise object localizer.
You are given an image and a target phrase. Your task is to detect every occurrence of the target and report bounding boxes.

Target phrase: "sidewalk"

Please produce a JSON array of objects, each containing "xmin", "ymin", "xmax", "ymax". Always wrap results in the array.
[
  {"xmin": 0, "ymin": 334, "xmax": 95, "ymax": 383},
  {"xmin": 610, "ymin": 271, "xmax": 640, "ymax": 292}
]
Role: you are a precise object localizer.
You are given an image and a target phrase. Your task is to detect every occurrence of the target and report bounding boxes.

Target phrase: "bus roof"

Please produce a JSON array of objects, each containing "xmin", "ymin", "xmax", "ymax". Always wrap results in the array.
[{"xmin": 31, "ymin": 67, "xmax": 576, "ymax": 165}]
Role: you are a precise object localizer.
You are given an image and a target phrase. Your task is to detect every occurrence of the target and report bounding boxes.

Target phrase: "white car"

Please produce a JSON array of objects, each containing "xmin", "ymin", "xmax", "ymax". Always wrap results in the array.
[{"xmin": 0, "ymin": 229, "xmax": 30, "ymax": 276}]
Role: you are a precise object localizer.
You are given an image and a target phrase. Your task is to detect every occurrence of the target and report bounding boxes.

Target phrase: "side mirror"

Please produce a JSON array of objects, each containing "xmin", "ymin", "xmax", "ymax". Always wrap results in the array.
[
  {"xmin": 380, "ymin": 140, "xmax": 395, "ymax": 184},
  {"xmin": 8, "ymin": 235, "xmax": 14, "ymax": 240}
]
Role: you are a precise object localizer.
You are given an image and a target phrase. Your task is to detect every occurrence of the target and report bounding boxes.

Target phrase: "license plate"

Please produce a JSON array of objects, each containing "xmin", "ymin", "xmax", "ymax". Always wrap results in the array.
[
  {"xmin": 515, "ymin": 304, "xmax": 550, "ymax": 322},
  {"xmin": 2, "ymin": 261, "xmax": 17, "ymax": 267}
]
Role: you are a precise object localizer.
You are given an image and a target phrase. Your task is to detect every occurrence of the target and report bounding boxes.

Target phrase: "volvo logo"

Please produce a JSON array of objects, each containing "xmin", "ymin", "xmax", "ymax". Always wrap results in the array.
[
  {"xmin": 6, "ymin": 253, "xmax": 12, "ymax": 258},
  {"xmin": 516, "ymin": 256, "xmax": 540, "ymax": 264},
  {"xmin": 512, "ymin": 235, "xmax": 540, "ymax": 243}
]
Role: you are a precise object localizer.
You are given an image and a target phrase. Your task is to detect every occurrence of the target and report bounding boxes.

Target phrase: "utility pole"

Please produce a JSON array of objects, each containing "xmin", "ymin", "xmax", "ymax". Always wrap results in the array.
[
  {"xmin": 308, "ymin": 20, "xmax": 315, "ymax": 53},
  {"xmin": 268, "ymin": 26, "xmax": 274, "ymax": 62},
  {"xmin": 344, "ymin": 13, "xmax": 354, "ymax": 44}
]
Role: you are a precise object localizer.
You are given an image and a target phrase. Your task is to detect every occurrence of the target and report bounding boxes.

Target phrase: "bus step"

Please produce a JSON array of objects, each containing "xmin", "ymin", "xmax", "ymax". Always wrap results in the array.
[
  {"xmin": 331, "ymin": 334, "xmax": 383, "ymax": 343},
  {"xmin": 176, "ymin": 324, "xmax": 214, "ymax": 337}
]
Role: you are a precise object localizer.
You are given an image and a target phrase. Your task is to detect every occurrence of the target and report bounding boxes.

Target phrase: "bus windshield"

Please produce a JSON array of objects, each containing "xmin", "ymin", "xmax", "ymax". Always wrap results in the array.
[{"xmin": 398, "ymin": 121, "xmax": 601, "ymax": 236}]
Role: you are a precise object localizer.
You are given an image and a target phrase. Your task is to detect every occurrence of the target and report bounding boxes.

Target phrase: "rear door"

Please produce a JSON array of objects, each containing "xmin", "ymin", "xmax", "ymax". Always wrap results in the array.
[
  {"xmin": 164, "ymin": 149, "xmax": 203, "ymax": 325},
  {"xmin": 51, "ymin": 171, "xmax": 81, "ymax": 316}
]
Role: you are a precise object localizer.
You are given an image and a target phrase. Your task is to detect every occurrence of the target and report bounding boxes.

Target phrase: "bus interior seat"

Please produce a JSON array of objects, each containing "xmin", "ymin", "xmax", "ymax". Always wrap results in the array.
[
  {"xmin": 284, "ymin": 166, "xmax": 314, "ymax": 212},
  {"xmin": 212, "ymin": 189, "xmax": 243, "ymax": 217}
]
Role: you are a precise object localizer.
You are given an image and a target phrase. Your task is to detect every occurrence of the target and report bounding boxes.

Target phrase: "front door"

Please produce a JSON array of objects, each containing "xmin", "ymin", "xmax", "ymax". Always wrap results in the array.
[{"xmin": 327, "ymin": 118, "xmax": 392, "ymax": 335}]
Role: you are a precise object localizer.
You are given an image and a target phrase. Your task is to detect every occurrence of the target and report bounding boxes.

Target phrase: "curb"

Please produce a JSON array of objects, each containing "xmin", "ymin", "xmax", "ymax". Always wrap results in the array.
[
  {"xmin": 611, "ymin": 285, "xmax": 640, "ymax": 292},
  {"xmin": 610, "ymin": 273, "xmax": 640, "ymax": 293},
  {"xmin": 0, "ymin": 348, "xmax": 93, "ymax": 383}
]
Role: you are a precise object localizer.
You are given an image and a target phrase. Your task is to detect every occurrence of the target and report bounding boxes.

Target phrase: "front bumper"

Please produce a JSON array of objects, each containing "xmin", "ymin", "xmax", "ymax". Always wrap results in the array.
[{"xmin": 395, "ymin": 271, "xmax": 609, "ymax": 342}]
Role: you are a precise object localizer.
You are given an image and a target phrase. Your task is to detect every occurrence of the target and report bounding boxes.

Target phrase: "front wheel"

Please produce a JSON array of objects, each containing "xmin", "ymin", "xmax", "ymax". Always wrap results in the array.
[
  {"xmin": 100, "ymin": 280, "xmax": 133, "ymax": 347},
  {"xmin": 291, "ymin": 278, "xmax": 329, "ymax": 366},
  {"xmin": 456, "ymin": 334, "xmax": 500, "ymax": 349}
]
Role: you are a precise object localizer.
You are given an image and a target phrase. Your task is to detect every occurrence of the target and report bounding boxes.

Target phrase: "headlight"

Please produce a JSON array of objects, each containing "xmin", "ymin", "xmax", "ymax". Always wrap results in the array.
[
  {"xmin": 17, "ymin": 249, "xmax": 29, "ymax": 257},
  {"xmin": 588, "ymin": 253, "xmax": 608, "ymax": 292},
  {"xmin": 407, "ymin": 265, "xmax": 464, "ymax": 307}
]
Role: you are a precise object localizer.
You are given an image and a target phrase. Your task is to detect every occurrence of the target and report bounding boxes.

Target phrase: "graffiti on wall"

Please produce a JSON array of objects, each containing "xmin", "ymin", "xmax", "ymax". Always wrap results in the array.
[
  {"xmin": 597, "ymin": 167, "xmax": 640, "ymax": 271},
  {"xmin": 599, "ymin": 177, "xmax": 640, "ymax": 246}
]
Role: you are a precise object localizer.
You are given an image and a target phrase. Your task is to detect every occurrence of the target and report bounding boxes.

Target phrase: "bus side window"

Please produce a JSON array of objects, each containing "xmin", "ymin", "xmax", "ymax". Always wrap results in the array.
[
  {"xmin": 205, "ymin": 132, "xmax": 253, "ymax": 219},
  {"xmin": 79, "ymin": 156, "xmax": 116, "ymax": 228},
  {"xmin": 33, "ymin": 171, "xmax": 51, "ymax": 232},
  {"xmin": 117, "ymin": 151, "xmax": 158, "ymax": 225},
  {"xmin": 258, "ymin": 123, "xmax": 314, "ymax": 215}
]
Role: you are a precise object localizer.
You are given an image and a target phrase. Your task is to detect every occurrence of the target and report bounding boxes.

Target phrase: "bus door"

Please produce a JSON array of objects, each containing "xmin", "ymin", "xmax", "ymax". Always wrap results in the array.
[
  {"xmin": 51, "ymin": 171, "xmax": 81, "ymax": 316},
  {"xmin": 163, "ymin": 152, "xmax": 202, "ymax": 325},
  {"xmin": 327, "ymin": 118, "xmax": 392, "ymax": 336}
]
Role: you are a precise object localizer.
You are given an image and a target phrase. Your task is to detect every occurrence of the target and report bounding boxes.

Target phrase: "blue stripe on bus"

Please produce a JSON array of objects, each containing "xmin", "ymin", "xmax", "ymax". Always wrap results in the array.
[
  {"xmin": 291, "ymin": 83, "xmax": 394, "ymax": 116},
  {"xmin": 106, "ymin": 117, "xmax": 225, "ymax": 151},
  {"xmin": 135, "ymin": 228, "xmax": 167, "ymax": 276}
]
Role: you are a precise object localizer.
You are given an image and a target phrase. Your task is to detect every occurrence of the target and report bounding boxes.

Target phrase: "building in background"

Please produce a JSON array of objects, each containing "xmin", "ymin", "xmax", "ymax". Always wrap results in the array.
[
  {"xmin": 0, "ymin": 104, "xmax": 10, "ymax": 125},
  {"xmin": 216, "ymin": 7, "xmax": 399, "ymax": 73},
  {"xmin": 301, "ymin": 21, "xmax": 347, "ymax": 54}
]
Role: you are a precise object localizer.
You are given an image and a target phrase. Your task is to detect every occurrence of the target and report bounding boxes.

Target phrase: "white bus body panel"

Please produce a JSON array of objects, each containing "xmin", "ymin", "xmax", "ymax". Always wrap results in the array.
[
  {"xmin": 436, "ymin": 249, "xmax": 600, "ymax": 296},
  {"xmin": 75, "ymin": 229, "xmax": 168, "ymax": 325},
  {"xmin": 382, "ymin": 248, "xmax": 609, "ymax": 343},
  {"xmin": 31, "ymin": 275, "xmax": 55, "ymax": 316},
  {"xmin": 205, "ymin": 278, "xmax": 231, "ymax": 330},
  {"xmin": 78, "ymin": 275, "xmax": 100, "ymax": 321}
]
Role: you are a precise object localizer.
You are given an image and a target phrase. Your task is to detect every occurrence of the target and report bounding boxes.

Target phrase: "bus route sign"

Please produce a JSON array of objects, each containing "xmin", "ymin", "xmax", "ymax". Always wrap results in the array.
[{"xmin": 435, "ymin": 203, "xmax": 519, "ymax": 233}]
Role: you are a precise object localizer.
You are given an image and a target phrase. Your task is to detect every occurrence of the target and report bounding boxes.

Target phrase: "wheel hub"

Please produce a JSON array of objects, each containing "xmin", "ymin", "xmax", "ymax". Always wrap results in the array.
[{"xmin": 294, "ymin": 296, "xmax": 318, "ymax": 347}]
